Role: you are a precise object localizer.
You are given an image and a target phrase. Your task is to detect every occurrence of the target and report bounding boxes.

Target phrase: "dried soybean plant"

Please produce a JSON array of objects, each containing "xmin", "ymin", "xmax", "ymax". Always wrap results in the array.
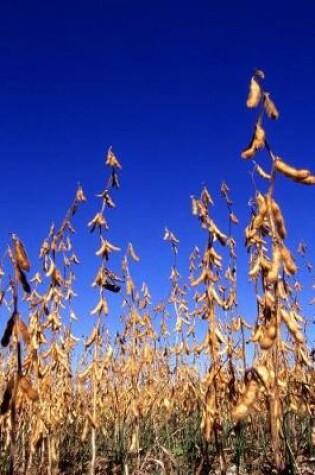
[
  {"xmin": 0, "ymin": 184, "xmax": 86, "ymax": 474},
  {"xmin": 30, "ymin": 184, "xmax": 86, "ymax": 474},
  {"xmin": 0, "ymin": 235, "xmax": 36, "ymax": 474},
  {"xmin": 236, "ymin": 69, "xmax": 315, "ymax": 473},
  {"xmin": 190, "ymin": 184, "xmax": 239, "ymax": 474},
  {"xmin": 163, "ymin": 229, "xmax": 201, "ymax": 464},
  {"xmin": 82, "ymin": 147, "xmax": 122, "ymax": 475}
]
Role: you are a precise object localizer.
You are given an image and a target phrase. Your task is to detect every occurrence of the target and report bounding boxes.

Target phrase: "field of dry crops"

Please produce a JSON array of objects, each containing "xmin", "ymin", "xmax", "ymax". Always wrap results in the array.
[{"xmin": 0, "ymin": 72, "xmax": 314, "ymax": 475}]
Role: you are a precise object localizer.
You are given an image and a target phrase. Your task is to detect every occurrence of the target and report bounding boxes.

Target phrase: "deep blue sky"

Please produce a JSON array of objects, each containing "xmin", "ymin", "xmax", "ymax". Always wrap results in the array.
[{"xmin": 0, "ymin": 1, "xmax": 315, "ymax": 343}]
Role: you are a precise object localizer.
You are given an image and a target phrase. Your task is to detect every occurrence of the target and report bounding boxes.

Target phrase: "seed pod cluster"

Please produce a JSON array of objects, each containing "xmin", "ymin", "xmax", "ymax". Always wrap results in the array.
[
  {"xmin": 232, "ymin": 370, "xmax": 260, "ymax": 421},
  {"xmin": 241, "ymin": 124, "xmax": 266, "ymax": 159},
  {"xmin": 18, "ymin": 376, "xmax": 39, "ymax": 402},
  {"xmin": 258, "ymin": 315, "xmax": 277, "ymax": 350},
  {"xmin": 270, "ymin": 197, "xmax": 286, "ymax": 239},
  {"xmin": 245, "ymin": 192, "xmax": 268, "ymax": 245},
  {"xmin": 281, "ymin": 309, "xmax": 304, "ymax": 344}
]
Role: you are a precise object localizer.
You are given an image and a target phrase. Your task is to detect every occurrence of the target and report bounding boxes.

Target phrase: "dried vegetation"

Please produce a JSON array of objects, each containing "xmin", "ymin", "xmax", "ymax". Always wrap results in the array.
[{"xmin": 0, "ymin": 72, "xmax": 314, "ymax": 475}]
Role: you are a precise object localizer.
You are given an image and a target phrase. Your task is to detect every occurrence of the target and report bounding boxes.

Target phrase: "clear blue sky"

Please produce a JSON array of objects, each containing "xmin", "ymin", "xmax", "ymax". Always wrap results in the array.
[{"xmin": 0, "ymin": 1, "xmax": 315, "ymax": 343}]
